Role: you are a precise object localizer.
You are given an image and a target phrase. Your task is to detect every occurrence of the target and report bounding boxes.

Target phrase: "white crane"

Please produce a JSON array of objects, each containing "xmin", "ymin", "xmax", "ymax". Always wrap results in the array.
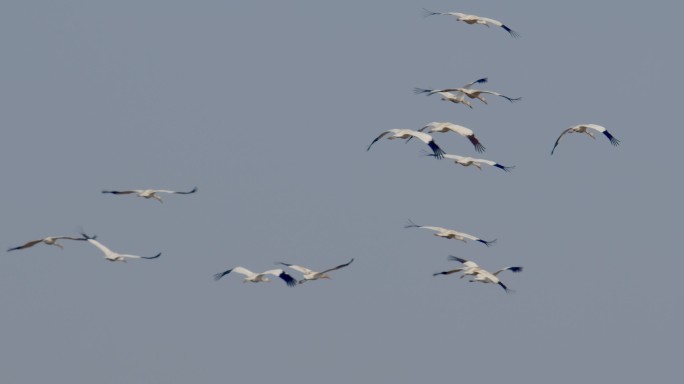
[
  {"xmin": 276, "ymin": 258, "xmax": 354, "ymax": 284},
  {"xmin": 411, "ymin": 122, "xmax": 486, "ymax": 153},
  {"xmin": 405, "ymin": 220, "xmax": 496, "ymax": 246},
  {"xmin": 413, "ymin": 77, "xmax": 487, "ymax": 107},
  {"xmin": 367, "ymin": 129, "xmax": 446, "ymax": 158},
  {"xmin": 7, "ymin": 235, "xmax": 90, "ymax": 252},
  {"xmin": 423, "ymin": 9, "xmax": 520, "ymax": 38},
  {"xmin": 551, "ymin": 124, "xmax": 620, "ymax": 155},
  {"xmin": 450, "ymin": 88, "xmax": 522, "ymax": 104},
  {"xmin": 102, "ymin": 187, "xmax": 197, "ymax": 203},
  {"xmin": 425, "ymin": 152, "xmax": 515, "ymax": 172},
  {"xmin": 414, "ymin": 88, "xmax": 473, "ymax": 108},
  {"xmin": 434, "ymin": 256, "xmax": 523, "ymax": 292},
  {"xmin": 80, "ymin": 233, "xmax": 160, "ymax": 262},
  {"xmin": 213, "ymin": 266, "xmax": 297, "ymax": 287}
]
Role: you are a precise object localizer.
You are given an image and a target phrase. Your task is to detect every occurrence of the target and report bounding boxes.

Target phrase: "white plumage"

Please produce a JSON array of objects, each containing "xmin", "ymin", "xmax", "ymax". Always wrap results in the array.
[
  {"xmin": 405, "ymin": 220, "xmax": 496, "ymax": 246},
  {"xmin": 277, "ymin": 259, "xmax": 354, "ymax": 284},
  {"xmin": 423, "ymin": 9, "xmax": 520, "ymax": 37},
  {"xmin": 102, "ymin": 187, "xmax": 197, "ymax": 203},
  {"xmin": 81, "ymin": 233, "xmax": 161, "ymax": 262},
  {"xmin": 213, "ymin": 266, "xmax": 297, "ymax": 287},
  {"xmin": 551, "ymin": 124, "xmax": 620, "ymax": 155},
  {"xmin": 434, "ymin": 256, "xmax": 523, "ymax": 292},
  {"xmin": 367, "ymin": 129, "xmax": 446, "ymax": 158}
]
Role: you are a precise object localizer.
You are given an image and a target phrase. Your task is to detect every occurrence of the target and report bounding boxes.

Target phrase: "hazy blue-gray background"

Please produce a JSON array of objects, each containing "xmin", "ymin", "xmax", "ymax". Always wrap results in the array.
[{"xmin": 1, "ymin": 1, "xmax": 682, "ymax": 382}]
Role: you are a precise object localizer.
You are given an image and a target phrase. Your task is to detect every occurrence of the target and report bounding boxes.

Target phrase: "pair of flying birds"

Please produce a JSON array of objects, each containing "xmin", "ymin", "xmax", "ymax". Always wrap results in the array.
[{"xmin": 213, "ymin": 259, "xmax": 354, "ymax": 287}]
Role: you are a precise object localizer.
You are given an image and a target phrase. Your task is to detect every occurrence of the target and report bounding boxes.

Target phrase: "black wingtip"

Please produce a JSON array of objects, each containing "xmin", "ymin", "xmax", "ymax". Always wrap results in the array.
[
  {"xmin": 404, "ymin": 219, "xmax": 420, "ymax": 229},
  {"xmin": 604, "ymin": 131, "xmax": 620, "ymax": 146},
  {"xmin": 428, "ymin": 141, "xmax": 445, "ymax": 159},
  {"xmin": 475, "ymin": 143, "xmax": 486, "ymax": 153},
  {"xmin": 213, "ymin": 268, "xmax": 232, "ymax": 281},
  {"xmin": 447, "ymin": 255, "xmax": 467, "ymax": 264},
  {"xmin": 143, "ymin": 252, "xmax": 161, "ymax": 260},
  {"xmin": 478, "ymin": 238, "xmax": 497, "ymax": 247},
  {"xmin": 80, "ymin": 232, "xmax": 96, "ymax": 240},
  {"xmin": 509, "ymin": 266, "xmax": 524, "ymax": 273},
  {"xmin": 7, "ymin": 246, "xmax": 19, "ymax": 252},
  {"xmin": 475, "ymin": 77, "xmax": 488, "ymax": 84},
  {"xmin": 280, "ymin": 272, "xmax": 297, "ymax": 287},
  {"xmin": 421, "ymin": 8, "xmax": 439, "ymax": 18},
  {"xmin": 502, "ymin": 25, "xmax": 520, "ymax": 38}
]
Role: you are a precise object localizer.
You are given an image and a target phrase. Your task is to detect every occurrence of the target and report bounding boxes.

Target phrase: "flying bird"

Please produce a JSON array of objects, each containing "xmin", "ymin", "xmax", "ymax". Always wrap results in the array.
[
  {"xmin": 414, "ymin": 78, "xmax": 488, "ymax": 110},
  {"xmin": 276, "ymin": 258, "xmax": 354, "ymax": 284},
  {"xmin": 423, "ymin": 9, "xmax": 520, "ymax": 38},
  {"xmin": 367, "ymin": 129, "xmax": 445, "ymax": 158},
  {"xmin": 424, "ymin": 152, "xmax": 514, "ymax": 172},
  {"xmin": 102, "ymin": 187, "xmax": 197, "ymax": 203},
  {"xmin": 434, "ymin": 256, "xmax": 523, "ymax": 292},
  {"xmin": 412, "ymin": 122, "xmax": 486, "ymax": 153},
  {"xmin": 213, "ymin": 266, "xmax": 297, "ymax": 287},
  {"xmin": 7, "ymin": 235, "xmax": 90, "ymax": 252},
  {"xmin": 405, "ymin": 220, "xmax": 496, "ymax": 246},
  {"xmin": 80, "ymin": 233, "xmax": 160, "ymax": 262},
  {"xmin": 450, "ymin": 88, "xmax": 522, "ymax": 104},
  {"xmin": 551, "ymin": 124, "xmax": 620, "ymax": 155},
  {"xmin": 414, "ymin": 88, "xmax": 473, "ymax": 108}
]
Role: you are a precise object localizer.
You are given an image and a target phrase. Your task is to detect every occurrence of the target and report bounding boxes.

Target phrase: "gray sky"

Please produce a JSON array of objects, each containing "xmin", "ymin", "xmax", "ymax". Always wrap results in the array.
[{"xmin": 1, "ymin": 1, "xmax": 682, "ymax": 382}]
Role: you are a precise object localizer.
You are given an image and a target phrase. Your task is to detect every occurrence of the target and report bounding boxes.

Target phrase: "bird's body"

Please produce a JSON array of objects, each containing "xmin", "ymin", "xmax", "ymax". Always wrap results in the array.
[
  {"xmin": 405, "ymin": 220, "xmax": 496, "ymax": 246},
  {"xmin": 416, "ymin": 122, "xmax": 486, "ymax": 153},
  {"xmin": 440, "ymin": 154, "xmax": 514, "ymax": 172},
  {"xmin": 434, "ymin": 256, "xmax": 523, "ymax": 292},
  {"xmin": 551, "ymin": 124, "xmax": 620, "ymax": 155},
  {"xmin": 81, "ymin": 233, "xmax": 160, "ymax": 262},
  {"xmin": 450, "ymin": 88, "xmax": 522, "ymax": 104},
  {"xmin": 7, "ymin": 235, "xmax": 89, "ymax": 252},
  {"xmin": 277, "ymin": 259, "xmax": 354, "ymax": 284},
  {"xmin": 367, "ymin": 129, "xmax": 446, "ymax": 158},
  {"xmin": 423, "ymin": 9, "xmax": 520, "ymax": 38},
  {"xmin": 213, "ymin": 266, "xmax": 297, "ymax": 287},
  {"xmin": 102, "ymin": 187, "xmax": 197, "ymax": 203}
]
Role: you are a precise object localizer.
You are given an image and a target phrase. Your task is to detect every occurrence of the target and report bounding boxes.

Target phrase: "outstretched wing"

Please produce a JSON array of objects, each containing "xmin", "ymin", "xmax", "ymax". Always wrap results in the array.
[
  {"xmin": 276, "ymin": 262, "xmax": 315, "ymax": 275},
  {"xmin": 481, "ymin": 17, "xmax": 520, "ymax": 38},
  {"xmin": 102, "ymin": 190, "xmax": 136, "ymax": 195},
  {"xmin": 433, "ymin": 268, "xmax": 465, "ymax": 276},
  {"xmin": 478, "ymin": 90, "xmax": 522, "ymax": 103},
  {"xmin": 493, "ymin": 266, "xmax": 523, "ymax": 276},
  {"xmin": 472, "ymin": 158, "xmax": 515, "ymax": 172},
  {"xmin": 214, "ymin": 266, "xmax": 254, "ymax": 281},
  {"xmin": 154, "ymin": 187, "xmax": 198, "ymax": 195},
  {"xmin": 462, "ymin": 78, "xmax": 488, "ymax": 89},
  {"xmin": 7, "ymin": 239, "xmax": 43, "ymax": 251},
  {"xmin": 447, "ymin": 255, "xmax": 479, "ymax": 269},
  {"xmin": 320, "ymin": 258, "xmax": 354, "ymax": 275},
  {"xmin": 367, "ymin": 130, "xmax": 394, "ymax": 151},
  {"xmin": 551, "ymin": 127, "xmax": 574, "ymax": 155},
  {"xmin": 585, "ymin": 124, "xmax": 620, "ymax": 146}
]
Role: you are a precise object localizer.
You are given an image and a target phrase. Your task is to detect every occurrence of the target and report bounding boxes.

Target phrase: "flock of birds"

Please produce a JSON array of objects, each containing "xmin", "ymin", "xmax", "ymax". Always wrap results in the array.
[
  {"xmin": 8, "ymin": 8, "xmax": 621, "ymax": 294},
  {"xmin": 365, "ymin": 8, "xmax": 621, "ymax": 292}
]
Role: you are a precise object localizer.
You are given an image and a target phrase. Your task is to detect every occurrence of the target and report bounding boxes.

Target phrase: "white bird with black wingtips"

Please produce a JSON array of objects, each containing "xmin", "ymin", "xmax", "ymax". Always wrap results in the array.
[
  {"xmin": 414, "ymin": 77, "xmax": 488, "ymax": 110},
  {"xmin": 367, "ymin": 129, "xmax": 446, "ymax": 158},
  {"xmin": 81, "ymin": 233, "xmax": 160, "ymax": 262},
  {"xmin": 7, "ymin": 235, "xmax": 90, "ymax": 252},
  {"xmin": 405, "ymin": 220, "xmax": 496, "ymax": 247},
  {"xmin": 213, "ymin": 266, "xmax": 297, "ymax": 287},
  {"xmin": 424, "ymin": 152, "xmax": 514, "ymax": 172},
  {"xmin": 276, "ymin": 259, "xmax": 354, "ymax": 284},
  {"xmin": 411, "ymin": 122, "xmax": 486, "ymax": 153},
  {"xmin": 422, "ymin": 9, "xmax": 520, "ymax": 38},
  {"xmin": 551, "ymin": 124, "xmax": 620, "ymax": 155},
  {"xmin": 434, "ymin": 256, "xmax": 523, "ymax": 293},
  {"xmin": 102, "ymin": 187, "xmax": 197, "ymax": 203}
]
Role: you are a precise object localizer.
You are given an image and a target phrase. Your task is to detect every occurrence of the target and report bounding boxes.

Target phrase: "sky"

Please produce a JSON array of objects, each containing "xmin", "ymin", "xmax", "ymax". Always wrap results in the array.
[{"xmin": 1, "ymin": 1, "xmax": 682, "ymax": 383}]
